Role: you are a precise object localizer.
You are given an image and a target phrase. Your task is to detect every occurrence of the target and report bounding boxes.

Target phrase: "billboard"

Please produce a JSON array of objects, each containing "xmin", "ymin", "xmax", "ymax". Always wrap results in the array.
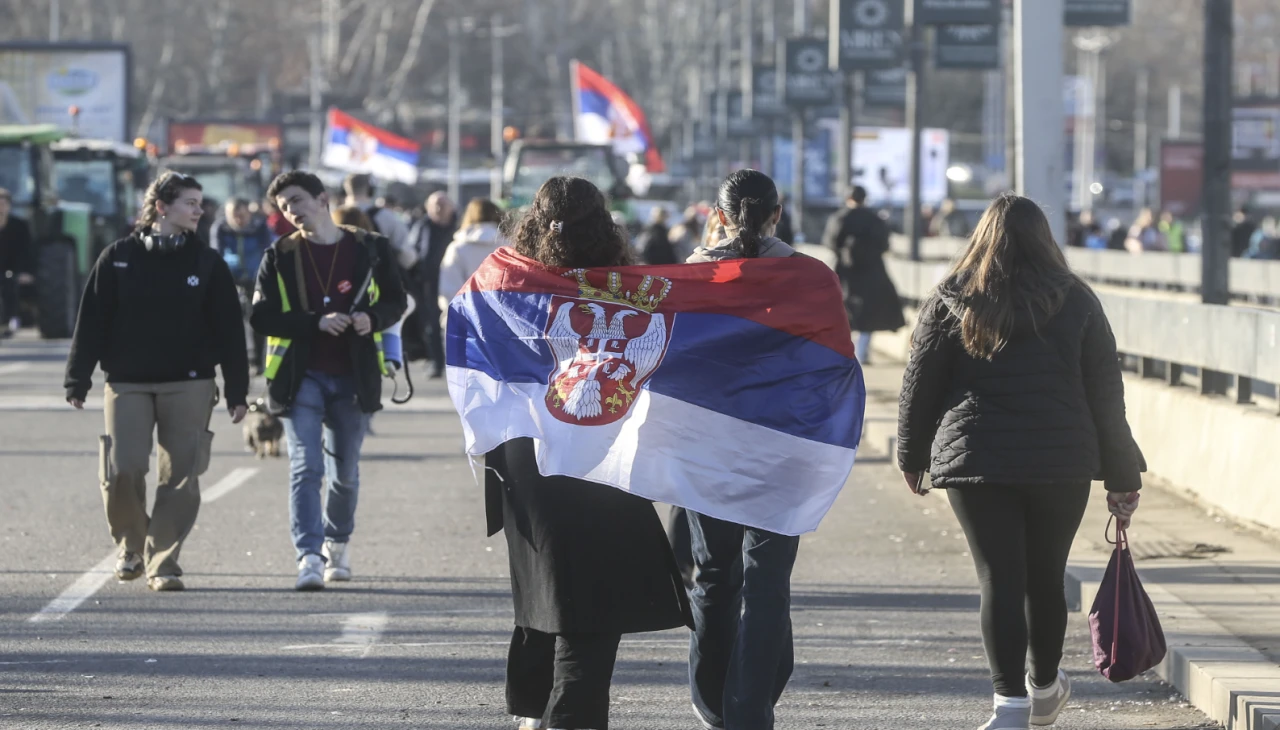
[
  {"xmin": 851, "ymin": 127, "xmax": 951, "ymax": 206},
  {"xmin": 168, "ymin": 121, "xmax": 283, "ymax": 155},
  {"xmin": 1159, "ymin": 141, "xmax": 1203, "ymax": 218},
  {"xmin": 1232, "ymin": 100, "xmax": 1280, "ymax": 192},
  {"xmin": 0, "ymin": 43, "xmax": 130, "ymax": 142}
]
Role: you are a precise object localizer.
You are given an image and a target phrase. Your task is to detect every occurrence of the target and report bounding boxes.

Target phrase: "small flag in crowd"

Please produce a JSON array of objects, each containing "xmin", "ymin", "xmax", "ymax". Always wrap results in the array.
[
  {"xmin": 446, "ymin": 248, "xmax": 865, "ymax": 536},
  {"xmin": 321, "ymin": 108, "xmax": 420, "ymax": 184},
  {"xmin": 572, "ymin": 61, "xmax": 666, "ymax": 173}
]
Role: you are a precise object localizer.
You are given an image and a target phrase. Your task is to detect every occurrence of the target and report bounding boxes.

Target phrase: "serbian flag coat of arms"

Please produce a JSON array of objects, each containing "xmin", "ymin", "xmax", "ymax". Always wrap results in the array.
[{"xmin": 446, "ymin": 248, "xmax": 866, "ymax": 536}]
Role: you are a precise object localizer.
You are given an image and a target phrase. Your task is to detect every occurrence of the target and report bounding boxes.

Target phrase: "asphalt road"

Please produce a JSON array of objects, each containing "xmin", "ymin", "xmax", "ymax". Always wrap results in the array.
[{"xmin": 0, "ymin": 335, "xmax": 1218, "ymax": 729}]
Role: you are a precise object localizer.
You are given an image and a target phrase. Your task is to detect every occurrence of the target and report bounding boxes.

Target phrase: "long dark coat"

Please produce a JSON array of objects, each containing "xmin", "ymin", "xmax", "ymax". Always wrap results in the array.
[
  {"xmin": 485, "ymin": 438, "xmax": 693, "ymax": 635},
  {"xmin": 821, "ymin": 206, "xmax": 907, "ymax": 333}
]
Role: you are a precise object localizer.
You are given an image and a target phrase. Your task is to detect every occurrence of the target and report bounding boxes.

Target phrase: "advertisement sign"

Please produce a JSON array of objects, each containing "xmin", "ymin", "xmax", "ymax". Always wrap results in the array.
[
  {"xmin": 851, "ymin": 126, "xmax": 951, "ymax": 206},
  {"xmin": 779, "ymin": 38, "xmax": 839, "ymax": 108},
  {"xmin": 168, "ymin": 121, "xmax": 283, "ymax": 155},
  {"xmin": 725, "ymin": 92, "xmax": 760, "ymax": 138},
  {"xmin": 0, "ymin": 43, "xmax": 130, "ymax": 142},
  {"xmin": 1064, "ymin": 0, "xmax": 1131, "ymax": 27},
  {"xmin": 772, "ymin": 124, "xmax": 835, "ymax": 204},
  {"xmin": 934, "ymin": 24, "xmax": 1000, "ymax": 70},
  {"xmin": 751, "ymin": 65, "xmax": 787, "ymax": 119},
  {"xmin": 915, "ymin": 0, "xmax": 1000, "ymax": 25},
  {"xmin": 830, "ymin": 0, "xmax": 904, "ymax": 70},
  {"xmin": 1159, "ymin": 140, "xmax": 1203, "ymax": 217},
  {"xmin": 863, "ymin": 67, "xmax": 908, "ymax": 109},
  {"xmin": 1232, "ymin": 100, "xmax": 1280, "ymax": 191}
]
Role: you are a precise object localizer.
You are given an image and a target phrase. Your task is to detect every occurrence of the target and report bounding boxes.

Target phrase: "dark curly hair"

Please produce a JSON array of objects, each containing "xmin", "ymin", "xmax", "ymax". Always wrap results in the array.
[
  {"xmin": 135, "ymin": 171, "xmax": 202, "ymax": 232},
  {"xmin": 508, "ymin": 177, "xmax": 632, "ymax": 267}
]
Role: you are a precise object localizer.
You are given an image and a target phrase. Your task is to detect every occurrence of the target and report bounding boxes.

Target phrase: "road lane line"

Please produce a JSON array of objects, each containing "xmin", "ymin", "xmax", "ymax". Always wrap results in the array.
[{"xmin": 28, "ymin": 467, "xmax": 260, "ymax": 623}]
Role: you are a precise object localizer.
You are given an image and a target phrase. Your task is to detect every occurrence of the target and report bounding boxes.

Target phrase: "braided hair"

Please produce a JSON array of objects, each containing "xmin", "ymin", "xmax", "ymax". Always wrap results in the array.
[
  {"xmin": 135, "ymin": 171, "xmax": 202, "ymax": 232},
  {"xmin": 508, "ymin": 176, "xmax": 632, "ymax": 268},
  {"xmin": 715, "ymin": 169, "xmax": 780, "ymax": 259}
]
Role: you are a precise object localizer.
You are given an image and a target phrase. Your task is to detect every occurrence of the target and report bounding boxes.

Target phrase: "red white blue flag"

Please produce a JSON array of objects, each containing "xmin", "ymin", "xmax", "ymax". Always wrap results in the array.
[
  {"xmin": 446, "ymin": 248, "xmax": 865, "ymax": 535},
  {"xmin": 322, "ymin": 108, "xmax": 420, "ymax": 184},
  {"xmin": 572, "ymin": 61, "xmax": 666, "ymax": 173}
]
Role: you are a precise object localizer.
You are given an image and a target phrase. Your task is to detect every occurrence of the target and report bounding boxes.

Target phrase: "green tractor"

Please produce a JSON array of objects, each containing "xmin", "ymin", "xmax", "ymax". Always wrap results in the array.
[
  {"xmin": 0, "ymin": 124, "xmax": 95, "ymax": 339},
  {"xmin": 502, "ymin": 140, "xmax": 633, "ymax": 213},
  {"xmin": 51, "ymin": 137, "xmax": 149, "ymax": 263}
]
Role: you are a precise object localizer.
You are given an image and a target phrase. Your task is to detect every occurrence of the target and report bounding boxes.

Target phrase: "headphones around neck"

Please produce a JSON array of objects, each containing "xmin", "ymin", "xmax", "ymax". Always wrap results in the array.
[{"xmin": 142, "ymin": 231, "xmax": 187, "ymax": 254}]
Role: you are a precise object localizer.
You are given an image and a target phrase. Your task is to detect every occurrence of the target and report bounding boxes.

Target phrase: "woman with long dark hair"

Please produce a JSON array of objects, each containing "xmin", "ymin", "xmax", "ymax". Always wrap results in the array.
[
  {"xmin": 684, "ymin": 169, "xmax": 803, "ymax": 730},
  {"xmin": 487, "ymin": 176, "xmax": 691, "ymax": 730},
  {"xmin": 897, "ymin": 194, "xmax": 1143, "ymax": 730},
  {"xmin": 64, "ymin": 171, "xmax": 250, "ymax": 592}
]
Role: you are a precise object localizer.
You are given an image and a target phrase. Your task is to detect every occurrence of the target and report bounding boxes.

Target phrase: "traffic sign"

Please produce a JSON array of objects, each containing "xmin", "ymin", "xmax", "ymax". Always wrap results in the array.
[
  {"xmin": 780, "ymin": 37, "xmax": 839, "ymax": 108},
  {"xmin": 934, "ymin": 23, "xmax": 1000, "ymax": 70},
  {"xmin": 830, "ymin": 0, "xmax": 905, "ymax": 70},
  {"xmin": 914, "ymin": 0, "xmax": 1000, "ymax": 26},
  {"xmin": 1064, "ymin": 0, "xmax": 1131, "ymax": 27}
]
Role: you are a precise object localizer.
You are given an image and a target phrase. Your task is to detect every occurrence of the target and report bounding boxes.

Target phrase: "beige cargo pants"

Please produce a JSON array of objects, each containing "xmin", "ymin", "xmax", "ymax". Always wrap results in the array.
[{"xmin": 100, "ymin": 380, "xmax": 217, "ymax": 578}]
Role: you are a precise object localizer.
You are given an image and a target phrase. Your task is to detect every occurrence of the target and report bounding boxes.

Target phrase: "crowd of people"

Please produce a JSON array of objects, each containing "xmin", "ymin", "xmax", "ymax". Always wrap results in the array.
[
  {"xmin": 1060, "ymin": 204, "xmax": 1280, "ymax": 259},
  {"xmin": 54, "ymin": 162, "xmax": 1147, "ymax": 730}
]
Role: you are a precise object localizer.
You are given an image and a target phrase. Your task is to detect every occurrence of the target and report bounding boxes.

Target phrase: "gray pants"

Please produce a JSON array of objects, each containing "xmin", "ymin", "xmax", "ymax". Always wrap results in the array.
[{"xmin": 100, "ymin": 380, "xmax": 216, "ymax": 578}]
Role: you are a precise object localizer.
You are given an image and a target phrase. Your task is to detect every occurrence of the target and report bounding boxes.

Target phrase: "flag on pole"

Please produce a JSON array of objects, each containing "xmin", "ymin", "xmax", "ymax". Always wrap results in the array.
[
  {"xmin": 446, "ymin": 248, "xmax": 865, "ymax": 536},
  {"xmin": 572, "ymin": 61, "xmax": 666, "ymax": 173},
  {"xmin": 321, "ymin": 108, "xmax": 420, "ymax": 184}
]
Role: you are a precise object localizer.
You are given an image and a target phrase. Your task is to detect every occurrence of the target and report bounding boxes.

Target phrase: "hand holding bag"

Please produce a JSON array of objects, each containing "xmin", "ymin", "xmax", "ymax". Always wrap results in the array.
[{"xmin": 1089, "ymin": 519, "xmax": 1168, "ymax": 682}]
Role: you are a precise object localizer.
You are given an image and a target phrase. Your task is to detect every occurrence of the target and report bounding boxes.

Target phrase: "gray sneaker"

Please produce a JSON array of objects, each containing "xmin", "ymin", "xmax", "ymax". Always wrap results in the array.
[
  {"xmin": 978, "ymin": 700, "xmax": 1031, "ymax": 730},
  {"xmin": 1027, "ymin": 670, "xmax": 1071, "ymax": 726},
  {"xmin": 115, "ymin": 552, "xmax": 143, "ymax": 581},
  {"xmin": 147, "ymin": 575, "xmax": 184, "ymax": 592}
]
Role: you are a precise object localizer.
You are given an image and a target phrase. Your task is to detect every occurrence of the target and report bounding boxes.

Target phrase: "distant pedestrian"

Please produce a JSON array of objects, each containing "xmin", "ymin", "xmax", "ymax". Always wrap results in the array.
[
  {"xmin": 684, "ymin": 169, "xmax": 805, "ymax": 730},
  {"xmin": 636, "ymin": 206, "xmax": 677, "ymax": 264},
  {"xmin": 0, "ymin": 188, "xmax": 34, "ymax": 336},
  {"xmin": 667, "ymin": 206, "xmax": 704, "ymax": 262},
  {"xmin": 407, "ymin": 192, "xmax": 457, "ymax": 377},
  {"xmin": 343, "ymin": 174, "xmax": 417, "ymax": 270},
  {"xmin": 1158, "ymin": 211, "xmax": 1186, "ymax": 253},
  {"xmin": 821, "ymin": 185, "xmax": 906, "ymax": 365},
  {"xmin": 212, "ymin": 198, "xmax": 273, "ymax": 374},
  {"xmin": 1231, "ymin": 206, "xmax": 1257, "ymax": 258},
  {"xmin": 897, "ymin": 193, "xmax": 1144, "ymax": 730},
  {"xmin": 250, "ymin": 171, "xmax": 407, "ymax": 591},
  {"xmin": 486, "ymin": 176, "xmax": 691, "ymax": 730},
  {"xmin": 436, "ymin": 198, "xmax": 505, "ymax": 315},
  {"xmin": 1124, "ymin": 208, "xmax": 1165, "ymax": 253},
  {"xmin": 774, "ymin": 192, "xmax": 795, "ymax": 244},
  {"xmin": 64, "ymin": 172, "xmax": 250, "ymax": 592},
  {"xmin": 332, "ymin": 204, "xmax": 375, "ymax": 232}
]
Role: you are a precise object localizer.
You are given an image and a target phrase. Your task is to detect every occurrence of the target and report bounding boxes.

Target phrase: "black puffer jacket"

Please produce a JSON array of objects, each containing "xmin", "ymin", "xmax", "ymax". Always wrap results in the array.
[{"xmin": 897, "ymin": 277, "xmax": 1144, "ymax": 492}]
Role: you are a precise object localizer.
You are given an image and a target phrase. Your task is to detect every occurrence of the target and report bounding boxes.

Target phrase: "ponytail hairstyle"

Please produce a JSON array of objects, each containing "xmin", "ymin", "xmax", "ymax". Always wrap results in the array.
[
  {"xmin": 136, "ymin": 171, "xmax": 202, "ymax": 232},
  {"xmin": 508, "ymin": 176, "xmax": 632, "ymax": 268},
  {"xmin": 715, "ymin": 169, "xmax": 780, "ymax": 259}
]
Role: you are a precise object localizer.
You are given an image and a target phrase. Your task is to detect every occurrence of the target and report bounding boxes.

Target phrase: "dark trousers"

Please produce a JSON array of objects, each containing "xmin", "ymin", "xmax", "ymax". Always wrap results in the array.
[
  {"xmin": 948, "ymin": 483, "xmax": 1091, "ymax": 697},
  {"xmin": 506, "ymin": 626, "xmax": 621, "ymax": 730},
  {"xmin": 424, "ymin": 313, "xmax": 444, "ymax": 375},
  {"xmin": 688, "ymin": 512, "xmax": 799, "ymax": 730},
  {"xmin": 1, "ymin": 274, "xmax": 18, "ymax": 325}
]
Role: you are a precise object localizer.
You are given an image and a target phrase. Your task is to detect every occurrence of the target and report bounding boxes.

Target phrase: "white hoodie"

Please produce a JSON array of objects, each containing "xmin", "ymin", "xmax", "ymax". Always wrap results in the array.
[{"xmin": 438, "ymin": 223, "xmax": 505, "ymax": 318}]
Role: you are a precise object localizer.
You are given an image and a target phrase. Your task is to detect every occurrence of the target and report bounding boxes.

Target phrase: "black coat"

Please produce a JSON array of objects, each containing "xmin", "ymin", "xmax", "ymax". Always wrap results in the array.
[
  {"xmin": 821, "ymin": 206, "xmax": 906, "ymax": 333},
  {"xmin": 249, "ymin": 226, "xmax": 408, "ymax": 414},
  {"xmin": 897, "ymin": 279, "xmax": 1144, "ymax": 492},
  {"xmin": 638, "ymin": 223, "xmax": 677, "ymax": 265},
  {"xmin": 486, "ymin": 438, "xmax": 693, "ymax": 635}
]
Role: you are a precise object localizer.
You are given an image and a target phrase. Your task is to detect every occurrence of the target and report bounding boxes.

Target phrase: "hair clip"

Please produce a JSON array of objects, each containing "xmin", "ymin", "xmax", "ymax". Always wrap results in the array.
[{"xmin": 549, "ymin": 220, "xmax": 564, "ymax": 233}]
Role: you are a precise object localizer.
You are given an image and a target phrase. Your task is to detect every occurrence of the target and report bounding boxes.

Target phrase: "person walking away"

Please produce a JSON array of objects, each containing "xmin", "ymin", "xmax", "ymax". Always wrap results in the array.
[
  {"xmin": 896, "ymin": 193, "xmax": 1144, "ymax": 730},
  {"xmin": 1231, "ymin": 206, "xmax": 1258, "ymax": 258},
  {"xmin": 931, "ymin": 198, "xmax": 965, "ymax": 237},
  {"xmin": 821, "ymin": 185, "xmax": 907, "ymax": 365},
  {"xmin": 486, "ymin": 176, "xmax": 691, "ymax": 730},
  {"xmin": 1158, "ymin": 211, "xmax": 1186, "ymax": 253},
  {"xmin": 408, "ymin": 192, "xmax": 457, "ymax": 377},
  {"xmin": 250, "ymin": 171, "xmax": 407, "ymax": 591},
  {"xmin": 1124, "ymin": 208, "xmax": 1165, "ymax": 253},
  {"xmin": 636, "ymin": 206, "xmax": 677, "ymax": 264},
  {"xmin": 683, "ymin": 169, "xmax": 805, "ymax": 730},
  {"xmin": 63, "ymin": 172, "xmax": 250, "ymax": 592},
  {"xmin": 436, "ymin": 198, "xmax": 505, "ymax": 314},
  {"xmin": 0, "ymin": 188, "xmax": 34, "ymax": 336},
  {"xmin": 343, "ymin": 174, "xmax": 417, "ymax": 271},
  {"xmin": 1066, "ymin": 211, "xmax": 1092, "ymax": 249},
  {"xmin": 667, "ymin": 207, "xmax": 704, "ymax": 262},
  {"xmin": 212, "ymin": 198, "xmax": 273, "ymax": 374}
]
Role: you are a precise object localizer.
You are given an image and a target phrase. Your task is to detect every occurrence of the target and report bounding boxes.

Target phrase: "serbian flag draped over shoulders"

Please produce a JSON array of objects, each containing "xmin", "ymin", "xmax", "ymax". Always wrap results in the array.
[
  {"xmin": 446, "ymin": 248, "xmax": 866, "ymax": 536},
  {"xmin": 573, "ymin": 61, "xmax": 666, "ymax": 173}
]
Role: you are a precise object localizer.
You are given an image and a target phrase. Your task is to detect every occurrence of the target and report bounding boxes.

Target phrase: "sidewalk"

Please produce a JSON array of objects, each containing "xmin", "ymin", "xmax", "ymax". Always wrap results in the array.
[{"xmin": 857, "ymin": 356, "xmax": 1280, "ymax": 730}]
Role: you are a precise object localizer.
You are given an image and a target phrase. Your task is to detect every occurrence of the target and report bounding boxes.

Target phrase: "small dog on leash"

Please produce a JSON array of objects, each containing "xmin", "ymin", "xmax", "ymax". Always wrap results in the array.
[{"xmin": 244, "ymin": 398, "xmax": 284, "ymax": 459}]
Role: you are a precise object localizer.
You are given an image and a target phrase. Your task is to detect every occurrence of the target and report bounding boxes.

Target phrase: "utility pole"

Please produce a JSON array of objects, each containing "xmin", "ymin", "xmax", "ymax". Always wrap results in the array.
[
  {"xmin": 1015, "ymin": 0, "xmax": 1067, "ymax": 246},
  {"xmin": 905, "ymin": 0, "xmax": 925, "ymax": 260},
  {"xmin": 1168, "ymin": 84, "xmax": 1182, "ymax": 138},
  {"xmin": 718, "ymin": 0, "xmax": 733, "ymax": 176},
  {"xmin": 1201, "ymin": 0, "xmax": 1233, "ymax": 395},
  {"xmin": 324, "ymin": 0, "xmax": 341, "ymax": 73},
  {"xmin": 447, "ymin": 19, "xmax": 462, "ymax": 205},
  {"xmin": 1134, "ymin": 68, "xmax": 1149, "ymax": 209},
  {"xmin": 490, "ymin": 15, "xmax": 505, "ymax": 200},
  {"xmin": 1072, "ymin": 33, "xmax": 1110, "ymax": 213},
  {"xmin": 836, "ymin": 72, "xmax": 855, "ymax": 202},
  {"xmin": 791, "ymin": 0, "xmax": 809, "ymax": 240}
]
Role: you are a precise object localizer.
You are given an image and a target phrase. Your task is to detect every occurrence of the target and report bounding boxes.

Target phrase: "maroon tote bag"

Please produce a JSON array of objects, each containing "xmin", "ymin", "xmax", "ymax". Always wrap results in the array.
[{"xmin": 1089, "ymin": 520, "xmax": 1168, "ymax": 682}]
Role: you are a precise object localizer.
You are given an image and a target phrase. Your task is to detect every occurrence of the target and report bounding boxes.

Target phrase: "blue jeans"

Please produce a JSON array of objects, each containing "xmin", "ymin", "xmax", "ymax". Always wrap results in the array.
[
  {"xmin": 855, "ymin": 331, "xmax": 873, "ymax": 363},
  {"xmin": 688, "ymin": 512, "xmax": 800, "ymax": 730},
  {"xmin": 281, "ymin": 371, "xmax": 368, "ymax": 561}
]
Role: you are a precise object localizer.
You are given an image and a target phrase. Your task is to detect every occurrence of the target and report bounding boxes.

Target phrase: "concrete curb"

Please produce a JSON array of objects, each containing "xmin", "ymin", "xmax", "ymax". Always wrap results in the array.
[{"xmin": 1065, "ymin": 564, "xmax": 1280, "ymax": 730}]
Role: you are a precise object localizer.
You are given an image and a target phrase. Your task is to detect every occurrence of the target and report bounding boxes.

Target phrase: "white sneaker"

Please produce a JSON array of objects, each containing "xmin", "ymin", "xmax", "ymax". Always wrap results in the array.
[
  {"xmin": 114, "ymin": 552, "xmax": 143, "ymax": 581},
  {"xmin": 322, "ymin": 539, "xmax": 351, "ymax": 582},
  {"xmin": 295, "ymin": 554, "xmax": 325, "ymax": 591},
  {"xmin": 1027, "ymin": 669, "xmax": 1071, "ymax": 726},
  {"xmin": 979, "ymin": 696, "xmax": 1031, "ymax": 730}
]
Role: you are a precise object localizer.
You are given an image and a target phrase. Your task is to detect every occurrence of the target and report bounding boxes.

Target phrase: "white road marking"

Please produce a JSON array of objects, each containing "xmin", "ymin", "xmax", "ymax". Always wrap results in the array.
[
  {"xmin": 0, "ymin": 363, "xmax": 31, "ymax": 376},
  {"xmin": 28, "ymin": 468, "xmax": 260, "ymax": 623},
  {"xmin": 285, "ymin": 612, "xmax": 389, "ymax": 657}
]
